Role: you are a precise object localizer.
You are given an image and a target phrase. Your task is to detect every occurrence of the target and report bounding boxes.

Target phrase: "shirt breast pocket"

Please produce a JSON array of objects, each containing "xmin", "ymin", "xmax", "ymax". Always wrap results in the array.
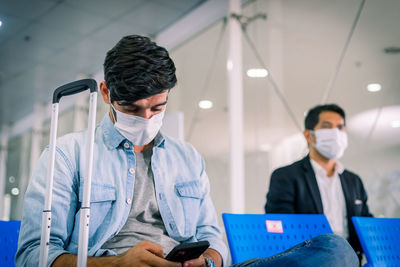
[
  {"xmin": 175, "ymin": 181, "xmax": 203, "ymax": 235},
  {"xmin": 77, "ymin": 183, "xmax": 116, "ymax": 244}
]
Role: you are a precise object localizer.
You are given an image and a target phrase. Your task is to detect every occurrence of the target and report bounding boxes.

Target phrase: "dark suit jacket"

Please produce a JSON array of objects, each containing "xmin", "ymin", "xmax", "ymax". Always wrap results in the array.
[{"xmin": 265, "ymin": 155, "xmax": 372, "ymax": 258}]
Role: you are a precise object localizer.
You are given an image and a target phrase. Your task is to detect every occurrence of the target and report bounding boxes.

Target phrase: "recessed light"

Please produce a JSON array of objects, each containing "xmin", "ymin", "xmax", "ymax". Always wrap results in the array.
[
  {"xmin": 247, "ymin": 68, "xmax": 268, "ymax": 78},
  {"xmin": 199, "ymin": 100, "xmax": 213, "ymax": 109},
  {"xmin": 11, "ymin": 187, "xmax": 19, "ymax": 196},
  {"xmin": 367, "ymin": 83, "xmax": 381, "ymax": 92},
  {"xmin": 391, "ymin": 120, "xmax": 400, "ymax": 128},
  {"xmin": 227, "ymin": 60, "xmax": 233, "ymax": 71},
  {"xmin": 0, "ymin": 20, "xmax": 2, "ymax": 27}
]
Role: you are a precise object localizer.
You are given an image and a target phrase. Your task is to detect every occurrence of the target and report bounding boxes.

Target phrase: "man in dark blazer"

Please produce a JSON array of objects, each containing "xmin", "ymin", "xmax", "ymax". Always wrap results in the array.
[{"xmin": 265, "ymin": 104, "xmax": 372, "ymax": 261}]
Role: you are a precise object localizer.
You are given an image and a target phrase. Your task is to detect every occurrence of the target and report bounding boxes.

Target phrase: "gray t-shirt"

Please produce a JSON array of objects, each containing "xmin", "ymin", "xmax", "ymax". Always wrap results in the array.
[{"xmin": 101, "ymin": 147, "xmax": 179, "ymax": 255}]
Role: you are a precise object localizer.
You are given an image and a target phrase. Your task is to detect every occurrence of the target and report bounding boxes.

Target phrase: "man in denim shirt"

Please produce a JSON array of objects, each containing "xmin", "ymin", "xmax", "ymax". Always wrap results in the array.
[
  {"xmin": 16, "ymin": 35, "xmax": 226, "ymax": 267},
  {"xmin": 16, "ymin": 35, "xmax": 359, "ymax": 267}
]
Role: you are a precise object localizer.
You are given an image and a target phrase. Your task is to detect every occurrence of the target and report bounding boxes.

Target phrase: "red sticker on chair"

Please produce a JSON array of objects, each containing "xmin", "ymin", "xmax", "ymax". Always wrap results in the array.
[{"xmin": 266, "ymin": 220, "xmax": 284, "ymax": 233}]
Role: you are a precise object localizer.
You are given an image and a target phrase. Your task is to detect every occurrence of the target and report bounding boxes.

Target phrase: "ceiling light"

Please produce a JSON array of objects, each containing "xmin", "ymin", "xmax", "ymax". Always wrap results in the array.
[
  {"xmin": 0, "ymin": 20, "xmax": 2, "ymax": 27},
  {"xmin": 11, "ymin": 187, "xmax": 19, "ymax": 196},
  {"xmin": 367, "ymin": 83, "xmax": 381, "ymax": 92},
  {"xmin": 199, "ymin": 100, "xmax": 213, "ymax": 109},
  {"xmin": 391, "ymin": 120, "xmax": 400, "ymax": 128},
  {"xmin": 227, "ymin": 60, "xmax": 233, "ymax": 71},
  {"xmin": 247, "ymin": 68, "xmax": 268, "ymax": 78}
]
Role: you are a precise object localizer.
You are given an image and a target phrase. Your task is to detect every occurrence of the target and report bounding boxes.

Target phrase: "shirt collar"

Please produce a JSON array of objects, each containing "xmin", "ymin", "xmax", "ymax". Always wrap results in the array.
[
  {"xmin": 101, "ymin": 113, "xmax": 166, "ymax": 149},
  {"xmin": 101, "ymin": 114, "xmax": 125, "ymax": 149},
  {"xmin": 335, "ymin": 161, "xmax": 345, "ymax": 174},
  {"xmin": 310, "ymin": 158, "xmax": 345, "ymax": 177},
  {"xmin": 153, "ymin": 132, "xmax": 166, "ymax": 148}
]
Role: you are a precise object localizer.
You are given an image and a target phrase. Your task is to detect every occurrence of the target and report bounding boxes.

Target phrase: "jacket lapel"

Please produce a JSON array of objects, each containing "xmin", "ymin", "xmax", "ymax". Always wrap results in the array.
[
  {"xmin": 339, "ymin": 173, "xmax": 353, "ymax": 218},
  {"xmin": 302, "ymin": 156, "xmax": 324, "ymax": 213}
]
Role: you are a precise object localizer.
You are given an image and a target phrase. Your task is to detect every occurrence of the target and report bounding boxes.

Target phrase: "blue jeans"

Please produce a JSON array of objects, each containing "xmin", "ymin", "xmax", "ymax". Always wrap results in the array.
[{"xmin": 231, "ymin": 234, "xmax": 359, "ymax": 267}]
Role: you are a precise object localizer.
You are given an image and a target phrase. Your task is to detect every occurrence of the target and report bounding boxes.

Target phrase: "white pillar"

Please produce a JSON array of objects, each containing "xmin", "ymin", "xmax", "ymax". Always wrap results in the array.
[
  {"xmin": 227, "ymin": 0, "xmax": 245, "ymax": 213},
  {"xmin": 0, "ymin": 125, "xmax": 10, "ymax": 220},
  {"xmin": 266, "ymin": 0, "xmax": 285, "ymax": 128},
  {"xmin": 12, "ymin": 133, "xmax": 30, "ymax": 219},
  {"xmin": 2, "ymin": 194, "xmax": 11, "ymax": 221}
]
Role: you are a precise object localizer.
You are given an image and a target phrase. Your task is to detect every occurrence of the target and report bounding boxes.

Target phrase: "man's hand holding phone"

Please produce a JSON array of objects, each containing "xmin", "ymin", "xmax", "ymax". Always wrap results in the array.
[
  {"xmin": 115, "ymin": 240, "xmax": 215, "ymax": 267},
  {"xmin": 116, "ymin": 241, "xmax": 181, "ymax": 267},
  {"xmin": 166, "ymin": 241, "xmax": 217, "ymax": 266}
]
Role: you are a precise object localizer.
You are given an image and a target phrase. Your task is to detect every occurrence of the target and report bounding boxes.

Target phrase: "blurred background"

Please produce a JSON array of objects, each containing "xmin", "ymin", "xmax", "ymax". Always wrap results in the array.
[{"xmin": 0, "ymin": 0, "xmax": 399, "ymax": 227}]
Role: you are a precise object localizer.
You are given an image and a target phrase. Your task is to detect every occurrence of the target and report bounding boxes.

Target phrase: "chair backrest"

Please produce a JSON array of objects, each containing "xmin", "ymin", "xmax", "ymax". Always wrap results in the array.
[
  {"xmin": 352, "ymin": 217, "xmax": 400, "ymax": 267},
  {"xmin": 0, "ymin": 220, "xmax": 21, "ymax": 267},
  {"xmin": 222, "ymin": 213, "xmax": 333, "ymax": 264}
]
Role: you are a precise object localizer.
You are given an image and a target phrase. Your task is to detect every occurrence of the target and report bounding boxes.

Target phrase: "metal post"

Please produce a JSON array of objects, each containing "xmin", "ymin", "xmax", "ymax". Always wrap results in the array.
[
  {"xmin": 227, "ymin": 0, "xmax": 245, "ymax": 213},
  {"xmin": 77, "ymin": 91, "xmax": 97, "ymax": 267},
  {"xmin": 16, "ymin": 133, "xmax": 31, "ymax": 219},
  {"xmin": 39, "ymin": 103, "xmax": 59, "ymax": 267},
  {"xmin": 0, "ymin": 125, "xmax": 10, "ymax": 220}
]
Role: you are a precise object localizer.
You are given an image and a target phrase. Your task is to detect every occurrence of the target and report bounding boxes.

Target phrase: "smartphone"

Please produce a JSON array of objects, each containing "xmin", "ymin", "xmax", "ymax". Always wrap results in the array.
[{"xmin": 165, "ymin": 241, "xmax": 210, "ymax": 262}]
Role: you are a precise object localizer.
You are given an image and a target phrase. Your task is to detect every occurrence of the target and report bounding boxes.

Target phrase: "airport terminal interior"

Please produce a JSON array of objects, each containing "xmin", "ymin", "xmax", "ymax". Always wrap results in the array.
[{"xmin": 0, "ymin": 0, "xmax": 399, "ymax": 265}]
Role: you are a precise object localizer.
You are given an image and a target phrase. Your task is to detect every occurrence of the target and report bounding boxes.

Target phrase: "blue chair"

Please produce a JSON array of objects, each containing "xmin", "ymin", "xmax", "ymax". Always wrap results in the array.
[
  {"xmin": 222, "ymin": 213, "xmax": 333, "ymax": 264},
  {"xmin": 352, "ymin": 217, "xmax": 400, "ymax": 267},
  {"xmin": 0, "ymin": 220, "xmax": 21, "ymax": 267}
]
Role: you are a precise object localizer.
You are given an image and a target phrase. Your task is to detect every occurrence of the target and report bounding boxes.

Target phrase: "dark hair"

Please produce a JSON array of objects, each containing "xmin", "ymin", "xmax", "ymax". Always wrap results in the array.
[
  {"xmin": 304, "ymin": 104, "xmax": 346, "ymax": 130},
  {"xmin": 104, "ymin": 35, "xmax": 177, "ymax": 103}
]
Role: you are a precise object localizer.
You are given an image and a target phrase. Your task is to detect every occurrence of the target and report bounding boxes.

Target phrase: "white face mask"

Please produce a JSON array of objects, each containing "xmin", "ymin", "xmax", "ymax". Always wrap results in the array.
[
  {"xmin": 312, "ymin": 128, "xmax": 348, "ymax": 159},
  {"xmin": 110, "ymin": 104, "xmax": 165, "ymax": 146}
]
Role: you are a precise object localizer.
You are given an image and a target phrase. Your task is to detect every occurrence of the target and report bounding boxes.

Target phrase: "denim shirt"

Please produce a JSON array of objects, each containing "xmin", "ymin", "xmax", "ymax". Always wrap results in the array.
[{"xmin": 15, "ymin": 114, "xmax": 228, "ymax": 267}]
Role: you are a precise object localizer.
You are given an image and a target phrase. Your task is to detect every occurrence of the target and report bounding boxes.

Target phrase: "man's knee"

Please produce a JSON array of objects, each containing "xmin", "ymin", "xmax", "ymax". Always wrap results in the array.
[
  {"xmin": 312, "ymin": 233, "xmax": 349, "ymax": 247},
  {"xmin": 310, "ymin": 233, "xmax": 359, "ymax": 266}
]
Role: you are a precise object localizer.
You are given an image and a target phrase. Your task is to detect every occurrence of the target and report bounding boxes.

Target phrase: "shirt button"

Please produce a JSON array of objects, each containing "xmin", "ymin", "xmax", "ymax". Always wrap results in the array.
[
  {"xmin": 129, "ymin": 168, "xmax": 135, "ymax": 174},
  {"xmin": 124, "ymin": 142, "xmax": 130, "ymax": 149},
  {"xmin": 126, "ymin": 198, "xmax": 132, "ymax": 204}
]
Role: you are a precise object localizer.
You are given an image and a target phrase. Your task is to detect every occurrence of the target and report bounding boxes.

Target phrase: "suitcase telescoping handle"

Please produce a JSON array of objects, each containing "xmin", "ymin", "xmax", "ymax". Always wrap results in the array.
[
  {"xmin": 52, "ymin": 78, "xmax": 98, "ymax": 103},
  {"xmin": 39, "ymin": 79, "xmax": 98, "ymax": 267}
]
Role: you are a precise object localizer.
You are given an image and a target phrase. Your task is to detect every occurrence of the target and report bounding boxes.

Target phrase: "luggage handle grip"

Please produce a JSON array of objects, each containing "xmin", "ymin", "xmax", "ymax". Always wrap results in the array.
[{"xmin": 53, "ymin": 79, "xmax": 98, "ymax": 103}]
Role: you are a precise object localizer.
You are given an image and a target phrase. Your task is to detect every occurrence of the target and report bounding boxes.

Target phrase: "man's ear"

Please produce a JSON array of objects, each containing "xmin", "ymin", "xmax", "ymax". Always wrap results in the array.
[
  {"xmin": 99, "ymin": 81, "xmax": 111, "ymax": 104},
  {"xmin": 303, "ymin": 130, "xmax": 314, "ymax": 145}
]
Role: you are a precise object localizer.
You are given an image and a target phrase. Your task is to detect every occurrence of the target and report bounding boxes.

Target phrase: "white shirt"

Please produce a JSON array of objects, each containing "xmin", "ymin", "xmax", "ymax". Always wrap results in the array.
[{"xmin": 310, "ymin": 159, "xmax": 349, "ymax": 239}]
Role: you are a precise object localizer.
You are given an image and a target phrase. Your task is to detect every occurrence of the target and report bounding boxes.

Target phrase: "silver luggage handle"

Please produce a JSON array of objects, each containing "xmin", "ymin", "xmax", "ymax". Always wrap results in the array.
[
  {"xmin": 53, "ymin": 78, "xmax": 98, "ymax": 103},
  {"xmin": 39, "ymin": 78, "xmax": 98, "ymax": 267}
]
